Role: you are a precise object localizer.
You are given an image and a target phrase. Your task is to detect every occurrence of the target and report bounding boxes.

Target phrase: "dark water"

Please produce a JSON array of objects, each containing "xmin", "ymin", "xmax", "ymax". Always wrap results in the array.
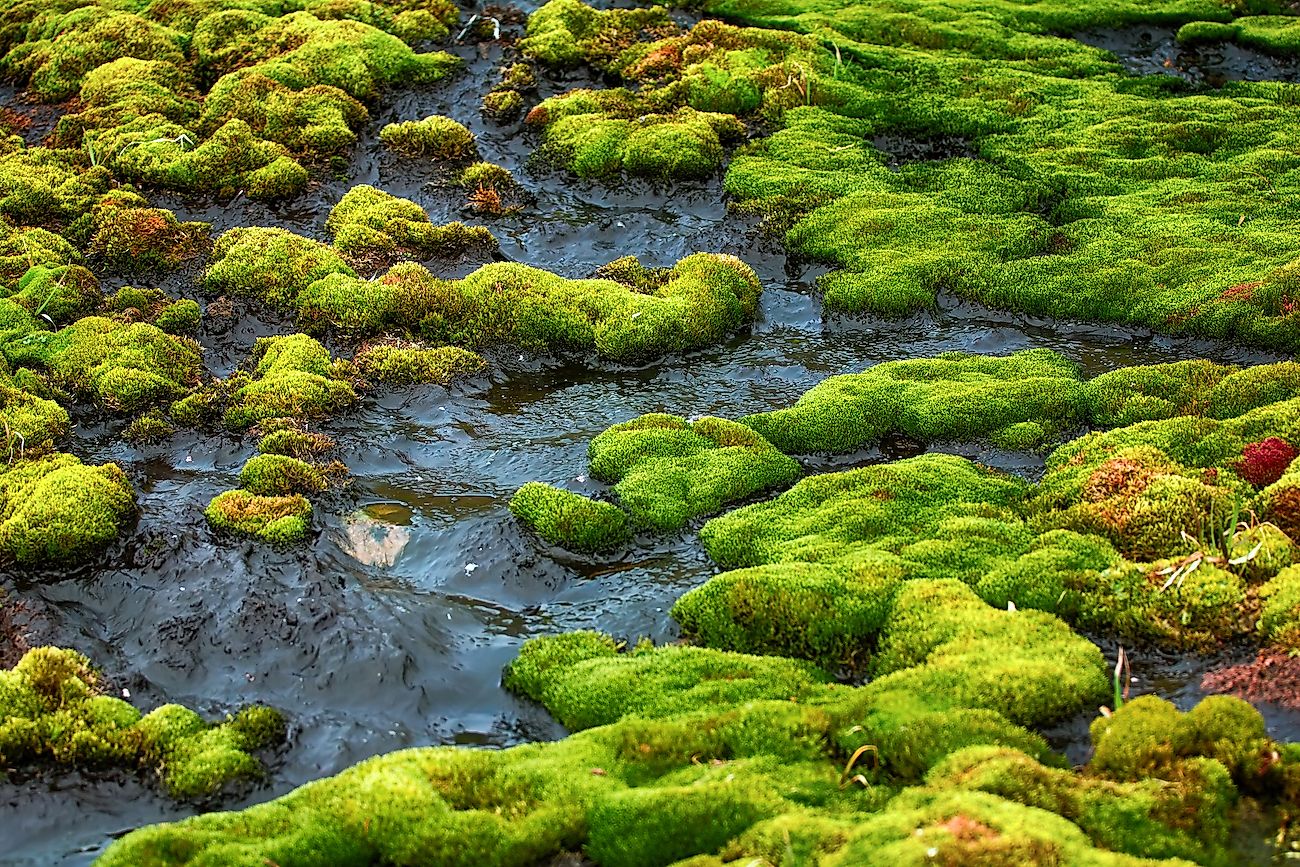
[
  {"xmin": 5, "ymin": 21, "xmax": 1300, "ymax": 867},
  {"xmin": 1076, "ymin": 26, "xmax": 1300, "ymax": 86}
]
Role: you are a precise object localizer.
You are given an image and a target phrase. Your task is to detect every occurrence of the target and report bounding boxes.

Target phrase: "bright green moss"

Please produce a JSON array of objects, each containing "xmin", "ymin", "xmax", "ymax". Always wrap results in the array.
[
  {"xmin": 0, "ymin": 453, "xmax": 134, "ymax": 565},
  {"xmin": 0, "ymin": 374, "xmax": 68, "ymax": 454},
  {"xmin": 672, "ymin": 562, "xmax": 899, "ymax": 670},
  {"xmin": 326, "ymin": 185, "xmax": 497, "ymax": 265},
  {"xmin": 482, "ymin": 89, "xmax": 524, "ymax": 121},
  {"xmin": 0, "ymin": 149, "xmax": 111, "ymax": 232},
  {"xmin": 204, "ymin": 489, "xmax": 312, "ymax": 544},
  {"xmin": 239, "ymin": 453, "xmax": 327, "ymax": 496},
  {"xmin": 123, "ymin": 409, "xmax": 175, "ymax": 445},
  {"xmin": 353, "ymin": 342, "xmax": 485, "ymax": 385},
  {"xmin": 199, "ymin": 70, "xmax": 368, "ymax": 154},
  {"xmin": 458, "ymin": 161, "xmax": 517, "ymax": 192},
  {"xmin": 0, "ymin": 647, "xmax": 283, "ymax": 798},
  {"xmin": 1259, "ymin": 564, "xmax": 1300, "ymax": 650},
  {"xmin": 509, "ymin": 482, "xmax": 631, "ymax": 553},
  {"xmin": 224, "ymin": 334, "xmax": 357, "ymax": 430},
  {"xmin": 379, "ymin": 115, "xmax": 476, "ymax": 159},
  {"xmin": 586, "ymin": 414, "xmax": 800, "ymax": 531},
  {"xmin": 293, "ymin": 252, "xmax": 761, "ymax": 360},
  {"xmin": 3, "ymin": 7, "xmax": 185, "ymax": 101},
  {"xmin": 11, "ymin": 264, "xmax": 102, "ymax": 326},
  {"xmin": 4, "ymin": 316, "xmax": 204, "ymax": 413},
  {"xmin": 0, "ymin": 220, "xmax": 82, "ymax": 289},
  {"xmin": 741, "ymin": 349, "xmax": 1085, "ymax": 455},
  {"xmin": 700, "ymin": 453, "xmax": 1028, "ymax": 570},
  {"xmin": 205, "ymin": 227, "xmax": 355, "ymax": 309},
  {"xmin": 521, "ymin": 0, "xmax": 672, "ymax": 70}
]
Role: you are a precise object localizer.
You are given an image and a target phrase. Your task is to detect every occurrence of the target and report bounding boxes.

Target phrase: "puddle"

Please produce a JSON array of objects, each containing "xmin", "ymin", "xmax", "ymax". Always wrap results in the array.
[{"xmin": 1076, "ymin": 26, "xmax": 1300, "ymax": 85}]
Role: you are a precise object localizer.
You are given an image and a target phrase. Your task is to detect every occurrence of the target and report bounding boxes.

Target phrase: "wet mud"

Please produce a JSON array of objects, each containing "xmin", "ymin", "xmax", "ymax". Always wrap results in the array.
[{"xmin": 1076, "ymin": 26, "xmax": 1300, "ymax": 86}]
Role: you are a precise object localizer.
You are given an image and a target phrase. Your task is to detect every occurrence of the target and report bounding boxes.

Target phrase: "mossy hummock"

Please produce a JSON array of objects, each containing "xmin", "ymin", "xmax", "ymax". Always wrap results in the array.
[{"xmin": 1, "ymin": 646, "xmax": 284, "ymax": 799}]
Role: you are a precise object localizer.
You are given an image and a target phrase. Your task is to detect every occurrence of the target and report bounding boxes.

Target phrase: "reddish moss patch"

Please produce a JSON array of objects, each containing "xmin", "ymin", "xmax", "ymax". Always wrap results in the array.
[{"xmin": 1202, "ymin": 649, "xmax": 1300, "ymax": 711}]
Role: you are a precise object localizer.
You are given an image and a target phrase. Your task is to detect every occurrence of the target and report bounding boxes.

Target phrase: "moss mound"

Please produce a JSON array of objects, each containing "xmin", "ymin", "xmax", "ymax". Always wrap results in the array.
[
  {"xmin": 509, "ymin": 483, "xmax": 631, "ymax": 552},
  {"xmin": 1, "ymin": 646, "xmax": 284, "ymax": 799},
  {"xmin": 0, "ymin": 453, "xmax": 134, "ymax": 566}
]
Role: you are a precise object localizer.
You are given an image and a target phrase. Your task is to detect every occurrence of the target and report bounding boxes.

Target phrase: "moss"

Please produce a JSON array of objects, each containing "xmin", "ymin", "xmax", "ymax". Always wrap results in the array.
[
  {"xmin": 3, "ymin": 8, "xmax": 185, "ymax": 101},
  {"xmin": 156, "ymin": 300, "xmax": 202, "ymax": 334},
  {"xmin": 5, "ymin": 316, "xmax": 204, "ymax": 413},
  {"xmin": 1259, "ymin": 564, "xmax": 1300, "ymax": 650},
  {"xmin": 103, "ymin": 287, "xmax": 201, "ymax": 334},
  {"xmin": 482, "ymin": 89, "xmax": 524, "ymax": 121},
  {"xmin": 521, "ymin": 0, "xmax": 674, "ymax": 70},
  {"xmin": 741, "ymin": 349, "xmax": 1085, "ymax": 455},
  {"xmin": 224, "ymin": 334, "xmax": 357, "ymax": 430},
  {"xmin": 458, "ymin": 161, "xmax": 517, "ymax": 192},
  {"xmin": 326, "ymin": 185, "xmax": 498, "ymax": 265},
  {"xmin": 0, "ymin": 221, "xmax": 82, "ymax": 289},
  {"xmin": 205, "ymin": 227, "xmax": 356, "ymax": 309},
  {"xmin": 239, "ymin": 453, "xmax": 327, "ymax": 496},
  {"xmin": 123, "ymin": 409, "xmax": 175, "ymax": 445},
  {"xmin": 509, "ymin": 482, "xmax": 631, "ymax": 553},
  {"xmin": 0, "ymin": 646, "xmax": 282, "ymax": 798},
  {"xmin": 257, "ymin": 427, "xmax": 336, "ymax": 459},
  {"xmin": 87, "ymin": 194, "xmax": 209, "ymax": 273},
  {"xmin": 11, "ymin": 264, "xmax": 102, "ymax": 326},
  {"xmin": 204, "ymin": 489, "xmax": 312, "ymax": 544},
  {"xmin": 379, "ymin": 115, "xmax": 476, "ymax": 159},
  {"xmin": 353, "ymin": 342, "xmax": 485, "ymax": 385},
  {"xmin": 292, "ymin": 252, "xmax": 761, "ymax": 360},
  {"xmin": 0, "ymin": 375, "xmax": 68, "ymax": 454},
  {"xmin": 586, "ymin": 414, "xmax": 801, "ymax": 531},
  {"xmin": 0, "ymin": 453, "xmax": 134, "ymax": 565}
]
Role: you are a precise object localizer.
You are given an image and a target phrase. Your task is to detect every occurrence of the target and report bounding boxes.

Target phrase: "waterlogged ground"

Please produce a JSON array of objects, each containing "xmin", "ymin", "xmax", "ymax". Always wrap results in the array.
[{"xmin": 9, "ymin": 12, "xmax": 1300, "ymax": 866}]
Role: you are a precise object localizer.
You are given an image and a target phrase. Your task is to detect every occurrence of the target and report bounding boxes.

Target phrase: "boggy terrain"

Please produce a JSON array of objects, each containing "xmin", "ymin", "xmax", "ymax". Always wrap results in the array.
[{"xmin": 5, "ymin": 0, "xmax": 1300, "ymax": 861}]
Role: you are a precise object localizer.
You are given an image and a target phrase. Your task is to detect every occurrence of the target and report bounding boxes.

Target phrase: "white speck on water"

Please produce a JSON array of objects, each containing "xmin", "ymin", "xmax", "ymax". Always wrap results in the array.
[
  {"xmin": 465, "ymin": 563, "xmax": 478, "ymax": 573},
  {"xmin": 184, "ymin": 454, "xmax": 192, "ymax": 462},
  {"xmin": 121, "ymin": 688, "xmax": 130, "ymax": 698},
  {"xmin": 576, "ymin": 475, "xmax": 586, "ymax": 483}
]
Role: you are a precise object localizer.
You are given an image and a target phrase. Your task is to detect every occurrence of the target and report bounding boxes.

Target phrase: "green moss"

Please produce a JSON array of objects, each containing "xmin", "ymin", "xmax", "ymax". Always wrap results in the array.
[
  {"xmin": 204, "ymin": 488, "xmax": 312, "ymax": 544},
  {"xmin": 3, "ymin": 8, "xmax": 185, "ymax": 101},
  {"xmin": 0, "ymin": 220, "xmax": 82, "ymax": 289},
  {"xmin": 88, "ymin": 194, "xmax": 210, "ymax": 273},
  {"xmin": 326, "ymin": 185, "xmax": 497, "ymax": 265},
  {"xmin": 458, "ymin": 161, "xmax": 517, "ymax": 192},
  {"xmin": 482, "ymin": 89, "xmax": 524, "ymax": 121},
  {"xmin": 257, "ymin": 427, "xmax": 336, "ymax": 459},
  {"xmin": 586, "ymin": 414, "xmax": 801, "ymax": 531},
  {"xmin": 292, "ymin": 252, "xmax": 761, "ymax": 360},
  {"xmin": 521, "ymin": 0, "xmax": 673, "ymax": 70},
  {"xmin": 11, "ymin": 264, "xmax": 102, "ymax": 326},
  {"xmin": 4, "ymin": 316, "xmax": 204, "ymax": 413},
  {"xmin": 239, "ymin": 453, "xmax": 327, "ymax": 496},
  {"xmin": 0, "ymin": 646, "xmax": 283, "ymax": 798},
  {"xmin": 509, "ymin": 482, "xmax": 631, "ymax": 553},
  {"xmin": 379, "ymin": 115, "xmax": 476, "ymax": 159},
  {"xmin": 741, "ymin": 349, "xmax": 1085, "ymax": 455},
  {"xmin": 205, "ymin": 227, "xmax": 355, "ymax": 309},
  {"xmin": 224, "ymin": 334, "xmax": 357, "ymax": 430},
  {"xmin": 353, "ymin": 342, "xmax": 485, "ymax": 385},
  {"xmin": 0, "ymin": 453, "xmax": 134, "ymax": 565},
  {"xmin": 1259, "ymin": 564, "xmax": 1300, "ymax": 650},
  {"xmin": 123, "ymin": 409, "xmax": 175, "ymax": 445}
]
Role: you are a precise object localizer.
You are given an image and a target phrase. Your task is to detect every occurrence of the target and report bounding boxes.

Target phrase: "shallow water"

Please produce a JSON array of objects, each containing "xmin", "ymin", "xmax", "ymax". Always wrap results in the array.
[
  {"xmin": 1075, "ymin": 26, "xmax": 1300, "ymax": 85},
  {"xmin": 5, "ymin": 21, "xmax": 1300, "ymax": 867}
]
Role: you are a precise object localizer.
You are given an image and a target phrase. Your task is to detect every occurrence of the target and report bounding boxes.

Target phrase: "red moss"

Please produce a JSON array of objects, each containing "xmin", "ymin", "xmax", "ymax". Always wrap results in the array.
[
  {"xmin": 1082, "ymin": 456, "xmax": 1157, "ymax": 502},
  {"xmin": 1220, "ymin": 281, "xmax": 1262, "ymax": 302},
  {"xmin": 1235, "ymin": 437, "xmax": 1298, "ymax": 488},
  {"xmin": 1202, "ymin": 649, "xmax": 1300, "ymax": 710}
]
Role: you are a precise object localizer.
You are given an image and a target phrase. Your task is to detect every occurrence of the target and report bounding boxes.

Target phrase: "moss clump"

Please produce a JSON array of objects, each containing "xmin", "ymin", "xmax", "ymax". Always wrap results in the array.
[
  {"xmin": 509, "ymin": 482, "xmax": 631, "ymax": 553},
  {"xmin": 742, "ymin": 349, "xmax": 1085, "ymax": 455},
  {"xmin": 123, "ymin": 409, "xmax": 175, "ymax": 445},
  {"xmin": 0, "ymin": 646, "xmax": 283, "ymax": 798},
  {"xmin": 204, "ymin": 227, "xmax": 355, "ymax": 310},
  {"xmin": 379, "ymin": 115, "xmax": 476, "ymax": 159},
  {"xmin": 238, "ymin": 454, "xmax": 327, "ymax": 496},
  {"xmin": 1258, "ymin": 564, "xmax": 1300, "ymax": 651},
  {"xmin": 586, "ymin": 414, "xmax": 801, "ymax": 531},
  {"xmin": 257, "ymin": 427, "xmax": 336, "ymax": 460},
  {"xmin": 5, "ymin": 316, "xmax": 204, "ymax": 413},
  {"xmin": 521, "ymin": 0, "xmax": 674, "ymax": 70},
  {"xmin": 0, "ymin": 221, "xmax": 82, "ymax": 289},
  {"xmin": 0, "ymin": 374, "xmax": 68, "ymax": 454},
  {"xmin": 0, "ymin": 453, "xmax": 134, "ymax": 566},
  {"xmin": 11, "ymin": 265, "xmax": 102, "ymax": 327},
  {"xmin": 353, "ymin": 342, "xmax": 485, "ymax": 385},
  {"xmin": 293, "ymin": 252, "xmax": 762, "ymax": 360},
  {"xmin": 223, "ymin": 334, "xmax": 357, "ymax": 430},
  {"xmin": 482, "ymin": 89, "xmax": 524, "ymax": 121},
  {"xmin": 204, "ymin": 489, "xmax": 312, "ymax": 544},
  {"xmin": 3, "ymin": 8, "xmax": 185, "ymax": 101},
  {"xmin": 87, "ymin": 196, "xmax": 209, "ymax": 274},
  {"xmin": 325, "ymin": 186, "xmax": 497, "ymax": 266}
]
